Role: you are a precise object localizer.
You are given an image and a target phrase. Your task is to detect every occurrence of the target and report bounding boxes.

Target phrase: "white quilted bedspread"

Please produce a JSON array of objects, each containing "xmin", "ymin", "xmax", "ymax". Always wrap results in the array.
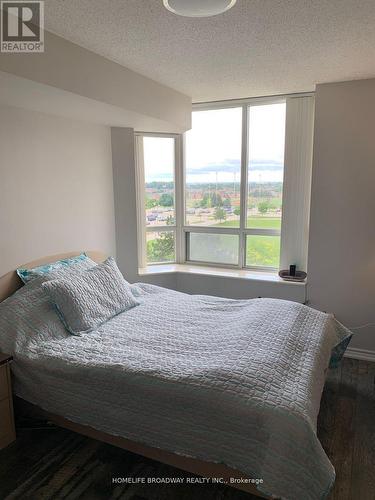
[{"xmin": 0, "ymin": 281, "xmax": 352, "ymax": 500}]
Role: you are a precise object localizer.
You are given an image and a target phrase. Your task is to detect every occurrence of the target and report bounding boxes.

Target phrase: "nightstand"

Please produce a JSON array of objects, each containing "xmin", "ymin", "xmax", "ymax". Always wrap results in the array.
[{"xmin": 0, "ymin": 353, "xmax": 16, "ymax": 449}]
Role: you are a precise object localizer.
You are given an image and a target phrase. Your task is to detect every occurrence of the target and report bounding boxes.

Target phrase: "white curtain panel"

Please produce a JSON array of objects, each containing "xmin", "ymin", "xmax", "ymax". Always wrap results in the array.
[{"xmin": 280, "ymin": 96, "xmax": 315, "ymax": 272}]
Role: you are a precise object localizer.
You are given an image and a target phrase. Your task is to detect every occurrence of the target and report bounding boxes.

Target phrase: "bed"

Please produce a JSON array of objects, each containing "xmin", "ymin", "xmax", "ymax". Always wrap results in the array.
[{"xmin": 0, "ymin": 251, "xmax": 352, "ymax": 500}]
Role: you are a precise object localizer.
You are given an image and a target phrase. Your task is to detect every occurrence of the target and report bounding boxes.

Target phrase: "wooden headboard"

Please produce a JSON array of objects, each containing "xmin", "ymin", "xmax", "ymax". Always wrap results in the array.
[{"xmin": 0, "ymin": 251, "xmax": 107, "ymax": 303}]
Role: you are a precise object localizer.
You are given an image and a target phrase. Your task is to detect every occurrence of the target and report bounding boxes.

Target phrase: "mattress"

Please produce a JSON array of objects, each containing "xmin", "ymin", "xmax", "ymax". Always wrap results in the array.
[{"xmin": 0, "ymin": 281, "xmax": 352, "ymax": 500}]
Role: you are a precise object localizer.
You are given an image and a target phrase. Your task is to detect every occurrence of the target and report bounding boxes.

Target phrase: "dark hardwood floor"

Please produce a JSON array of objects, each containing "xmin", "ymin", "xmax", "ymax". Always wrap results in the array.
[{"xmin": 0, "ymin": 358, "xmax": 374, "ymax": 500}]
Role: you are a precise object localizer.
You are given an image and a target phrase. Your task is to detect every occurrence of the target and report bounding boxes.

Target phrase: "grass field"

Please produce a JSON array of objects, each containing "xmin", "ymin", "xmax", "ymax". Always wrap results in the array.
[
  {"xmin": 220, "ymin": 217, "xmax": 281, "ymax": 267},
  {"xmin": 146, "ymin": 217, "xmax": 281, "ymax": 267},
  {"xmin": 218, "ymin": 216, "xmax": 281, "ymax": 229},
  {"xmin": 246, "ymin": 234, "xmax": 280, "ymax": 267}
]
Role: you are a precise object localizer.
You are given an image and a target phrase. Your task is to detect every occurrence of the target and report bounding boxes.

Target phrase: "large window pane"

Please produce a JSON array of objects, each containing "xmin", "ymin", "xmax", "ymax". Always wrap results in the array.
[
  {"xmin": 144, "ymin": 137, "xmax": 175, "ymax": 227},
  {"xmin": 146, "ymin": 231, "xmax": 175, "ymax": 264},
  {"xmin": 189, "ymin": 233, "xmax": 239, "ymax": 265},
  {"xmin": 247, "ymin": 103, "xmax": 286, "ymax": 229},
  {"xmin": 185, "ymin": 108, "xmax": 242, "ymax": 227},
  {"xmin": 246, "ymin": 235, "xmax": 280, "ymax": 268}
]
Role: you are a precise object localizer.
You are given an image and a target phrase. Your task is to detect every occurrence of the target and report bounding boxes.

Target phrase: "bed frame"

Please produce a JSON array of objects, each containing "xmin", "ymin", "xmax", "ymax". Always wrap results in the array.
[{"xmin": 0, "ymin": 251, "xmax": 270, "ymax": 499}]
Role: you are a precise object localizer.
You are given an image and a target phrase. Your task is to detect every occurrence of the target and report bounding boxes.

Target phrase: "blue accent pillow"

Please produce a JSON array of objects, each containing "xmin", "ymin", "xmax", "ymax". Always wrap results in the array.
[
  {"xmin": 17, "ymin": 253, "xmax": 96, "ymax": 284},
  {"xmin": 329, "ymin": 319, "xmax": 353, "ymax": 368}
]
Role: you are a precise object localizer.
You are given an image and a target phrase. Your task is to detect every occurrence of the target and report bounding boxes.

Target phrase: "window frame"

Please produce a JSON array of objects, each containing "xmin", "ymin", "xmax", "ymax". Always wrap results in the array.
[
  {"xmin": 135, "ymin": 132, "xmax": 182, "ymax": 267},
  {"xmin": 136, "ymin": 92, "xmax": 314, "ymax": 272},
  {"xmin": 183, "ymin": 97, "xmax": 286, "ymax": 272}
]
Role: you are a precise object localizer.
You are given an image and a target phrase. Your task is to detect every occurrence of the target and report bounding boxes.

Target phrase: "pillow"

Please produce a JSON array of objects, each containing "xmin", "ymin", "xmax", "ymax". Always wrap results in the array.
[
  {"xmin": 329, "ymin": 319, "xmax": 353, "ymax": 368},
  {"xmin": 17, "ymin": 253, "xmax": 96, "ymax": 284},
  {"xmin": 0, "ymin": 278, "xmax": 68, "ymax": 356},
  {"xmin": 42, "ymin": 257, "xmax": 139, "ymax": 335}
]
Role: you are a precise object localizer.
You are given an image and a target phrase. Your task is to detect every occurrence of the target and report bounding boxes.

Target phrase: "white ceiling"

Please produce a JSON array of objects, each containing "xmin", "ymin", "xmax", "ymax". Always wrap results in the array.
[{"xmin": 45, "ymin": 0, "xmax": 375, "ymax": 102}]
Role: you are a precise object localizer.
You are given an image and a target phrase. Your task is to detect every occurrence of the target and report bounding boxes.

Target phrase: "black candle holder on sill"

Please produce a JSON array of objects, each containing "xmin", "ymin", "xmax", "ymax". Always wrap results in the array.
[{"xmin": 278, "ymin": 264, "xmax": 307, "ymax": 282}]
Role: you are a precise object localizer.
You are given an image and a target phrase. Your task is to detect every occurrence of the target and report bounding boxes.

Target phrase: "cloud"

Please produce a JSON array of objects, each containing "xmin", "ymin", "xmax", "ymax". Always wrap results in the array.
[{"xmin": 186, "ymin": 158, "xmax": 283, "ymax": 175}]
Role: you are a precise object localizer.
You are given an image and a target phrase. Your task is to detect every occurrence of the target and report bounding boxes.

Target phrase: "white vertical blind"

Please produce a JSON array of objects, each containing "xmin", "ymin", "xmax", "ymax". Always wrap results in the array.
[{"xmin": 280, "ymin": 96, "xmax": 315, "ymax": 272}]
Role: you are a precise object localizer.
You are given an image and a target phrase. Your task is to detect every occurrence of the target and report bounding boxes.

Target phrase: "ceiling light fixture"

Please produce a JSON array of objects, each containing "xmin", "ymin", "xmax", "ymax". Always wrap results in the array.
[{"xmin": 163, "ymin": 0, "xmax": 237, "ymax": 18}]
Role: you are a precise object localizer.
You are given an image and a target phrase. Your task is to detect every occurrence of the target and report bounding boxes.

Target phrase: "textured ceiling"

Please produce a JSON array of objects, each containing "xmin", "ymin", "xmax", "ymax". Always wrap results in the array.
[{"xmin": 44, "ymin": 0, "xmax": 375, "ymax": 102}]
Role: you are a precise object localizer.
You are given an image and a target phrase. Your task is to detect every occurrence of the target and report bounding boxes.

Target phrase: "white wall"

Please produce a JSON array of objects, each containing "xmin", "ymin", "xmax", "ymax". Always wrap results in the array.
[
  {"xmin": 0, "ymin": 29, "xmax": 191, "ymax": 132},
  {"xmin": 0, "ymin": 104, "xmax": 116, "ymax": 275},
  {"xmin": 308, "ymin": 79, "xmax": 375, "ymax": 352},
  {"xmin": 176, "ymin": 272, "xmax": 305, "ymax": 302},
  {"xmin": 111, "ymin": 127, "xmax": 139, "ymax": 283},
  {"xmin": 0, "ymin": 71, "xmax": 189, "ymax": 134}
]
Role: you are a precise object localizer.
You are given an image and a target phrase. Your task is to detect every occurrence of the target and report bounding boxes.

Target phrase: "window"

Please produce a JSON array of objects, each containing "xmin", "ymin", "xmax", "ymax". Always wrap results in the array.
[
  {"xmin": 185, "ymin": 101, "xmax": 285, "ymax": 270},
  {"xmin": 245, "ymin": 103, "xmax": 285, "ymax": 268},
  {"xmin": 188, "ymin": 232, "xmax": 239, "ymax": 265},
  {"xmin": 136, "ymin": 95, "xmax": 314, "ymax": 272},
  {"xmin": 135, "ymin": 134, "xmax": 179, "ymax": 266},
  {"xmin": 185, "ymin": 107, "xmax": 242, "ymax": 228}
]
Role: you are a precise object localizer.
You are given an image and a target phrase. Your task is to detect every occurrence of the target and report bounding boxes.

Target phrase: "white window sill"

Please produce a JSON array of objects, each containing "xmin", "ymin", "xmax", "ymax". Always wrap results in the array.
[{"xmin": 138, "ymin": 264, "xmax": 306, "ymax": 286}]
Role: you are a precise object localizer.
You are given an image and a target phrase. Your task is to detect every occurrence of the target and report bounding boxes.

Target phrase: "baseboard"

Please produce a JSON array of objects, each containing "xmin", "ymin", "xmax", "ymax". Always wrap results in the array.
[{"xmin": 345, "ymin": 347, "xmax": 375, "ymax": 362}]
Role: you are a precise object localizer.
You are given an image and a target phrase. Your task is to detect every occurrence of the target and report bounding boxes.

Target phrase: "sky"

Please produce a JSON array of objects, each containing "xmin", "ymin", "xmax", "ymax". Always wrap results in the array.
[
  {"xmin": 143, "ymin": 136, "xmax": 175, "ymax": 182},
  {"xmin": 143, "ymin": 103, "xmax": 286, "ymax": 184}
]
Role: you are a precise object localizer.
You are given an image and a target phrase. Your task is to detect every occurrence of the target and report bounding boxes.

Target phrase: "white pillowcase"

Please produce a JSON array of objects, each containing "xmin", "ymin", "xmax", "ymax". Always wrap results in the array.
[{"xmin": 42, "ymin": 257, "xmax": 139, "ymax": 335}]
